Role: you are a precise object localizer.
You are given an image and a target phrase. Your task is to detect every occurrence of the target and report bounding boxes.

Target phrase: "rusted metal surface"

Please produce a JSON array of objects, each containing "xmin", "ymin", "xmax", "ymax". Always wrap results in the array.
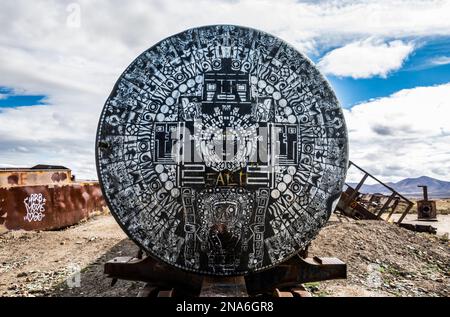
[
  {"xmin": 335, "ymin": 162, "xmax": 439, "ymax": 234},
  {"xmin": 0, "ymin": 168, "xmax": 72, "ymax": 187},
  {"xmin": 244, "ymin": 255, "xmax": 346, "ymax": 296},
  {"xmin": 274, "ymin": 289, "xmax": 294, "ymax": 297},
  {"xmin": 137, "ymin": 285, "xmax": 158, "ymax": 297},
  {"xmin": 0, "ymin": 182, "xmax": 106, "ymax": 231},
  {"xmin": 337, "ymin": 188, "xmax": 380, "ymax": 220},
  {"xmin": 104, "ymin": 255, "xmax": 204, "ymax": 296},
  {"xmin": 290, "ymin": 285, "xmax": 311, "ymax": 297},
  {"xmin": 398, "ymin": 223, "xmax": 437, "ymax": 234},
  {"xmin": 336, "ymin": 161, "xmax": 414, "ymax": 224},
  {"xmin": 104, "ymin": 251, "xmax": 346, "ymax": 297},
  {"xmin": 157, "ymin": 289, "xmax": 176, "ymax": 297},
  {"xmin": 417, "ymin": 185, "xmax": 437, "ymax": 221}
]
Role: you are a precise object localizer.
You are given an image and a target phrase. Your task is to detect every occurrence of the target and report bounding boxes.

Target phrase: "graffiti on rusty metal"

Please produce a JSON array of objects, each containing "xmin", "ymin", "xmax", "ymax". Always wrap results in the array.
[
  {"xmin": 23, "ymin": 193, "xmax": 46, "ymax": 222},
  {"xmin": 0, "ymin": 183, "xmax": 106, "ymax": 231}
]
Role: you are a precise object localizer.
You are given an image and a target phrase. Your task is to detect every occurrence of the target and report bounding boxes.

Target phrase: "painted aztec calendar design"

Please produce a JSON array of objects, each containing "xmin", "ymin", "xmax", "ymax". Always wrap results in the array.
[{"xmin": 96, "ymin": 25, "xmax": 348, "ymax": 276}]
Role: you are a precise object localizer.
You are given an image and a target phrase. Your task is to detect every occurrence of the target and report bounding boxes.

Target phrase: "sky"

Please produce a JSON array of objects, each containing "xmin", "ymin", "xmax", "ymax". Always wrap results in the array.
[{"xmin": 0, "ymin": 0, "xmax": 449, "ymax": 183}]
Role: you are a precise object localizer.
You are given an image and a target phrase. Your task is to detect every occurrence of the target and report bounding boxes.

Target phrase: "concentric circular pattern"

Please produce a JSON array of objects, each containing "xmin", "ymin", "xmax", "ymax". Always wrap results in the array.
[{"xmin": 96, "ymin": 25, "xmax": 348, "ymax": 276}]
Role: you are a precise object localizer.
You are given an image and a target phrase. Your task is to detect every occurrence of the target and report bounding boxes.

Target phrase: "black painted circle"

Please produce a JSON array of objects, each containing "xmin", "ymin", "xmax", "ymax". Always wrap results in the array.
[{"xmin": 96, "ymin": 25, "xmax": 348, "ymax": 276}]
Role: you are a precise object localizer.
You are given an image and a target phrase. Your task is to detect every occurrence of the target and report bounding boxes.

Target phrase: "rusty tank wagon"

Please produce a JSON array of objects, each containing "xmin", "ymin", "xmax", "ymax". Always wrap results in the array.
[
  {"xmin": 0, "ymin": 165, "xmax": 106, "ymax": 231},
  {"xmin": 96, "ymin": 25, "xmax": 349, "ymax": 296}
]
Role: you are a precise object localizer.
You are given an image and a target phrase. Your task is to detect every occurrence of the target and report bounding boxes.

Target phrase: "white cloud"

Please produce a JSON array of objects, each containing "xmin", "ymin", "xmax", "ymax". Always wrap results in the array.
[
  {"xmin": 344, "ymin": 83, "xmax": 450, "ymax": 183},
  {"xmin": 318, "ymin": 39, "xmax": 415, "ymax": 78},
  {"xmin": 0, "ymin": 0, "xmax": 449, "ymax": 179},
  {"xmin": 429, "ymin": 56, "xmax": 450, "ymax": 66}
]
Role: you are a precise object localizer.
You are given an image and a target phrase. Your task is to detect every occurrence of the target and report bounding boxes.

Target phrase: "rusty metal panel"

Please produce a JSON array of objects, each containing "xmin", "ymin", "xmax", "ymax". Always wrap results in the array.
[
  {"xmin": 0, "ymin": 169, "xmax": 72, "ymax": 187},
  {"xmin": 0, "ymin": 182, "xmax": 106, "ymax": 231},
  {"xmin": 417, "ymin": 200, "xmax": 437, "ymax": 220},
  {"xmin": 417, "ymin": 185, "xmax": 437, "ymax": 220}
]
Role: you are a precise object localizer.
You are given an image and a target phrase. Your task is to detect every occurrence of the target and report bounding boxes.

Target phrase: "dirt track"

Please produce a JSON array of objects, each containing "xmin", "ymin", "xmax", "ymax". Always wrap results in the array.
[{"xmin": 0, "ymin": 214, "xmax": 448, "ymax": 297}]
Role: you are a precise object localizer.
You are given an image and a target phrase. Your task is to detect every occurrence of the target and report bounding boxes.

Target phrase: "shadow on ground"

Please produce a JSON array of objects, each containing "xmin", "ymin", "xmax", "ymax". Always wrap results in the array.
[{"xmin": 51, "ymin": 238, "xmax": 145, "ymax": 297}]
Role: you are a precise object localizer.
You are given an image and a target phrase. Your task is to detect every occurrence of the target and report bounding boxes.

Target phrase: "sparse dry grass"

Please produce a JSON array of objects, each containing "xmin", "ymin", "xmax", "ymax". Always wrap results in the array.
[{"xmin": 436, "ymin": 200, "xmax": 450, "ymax": 215}]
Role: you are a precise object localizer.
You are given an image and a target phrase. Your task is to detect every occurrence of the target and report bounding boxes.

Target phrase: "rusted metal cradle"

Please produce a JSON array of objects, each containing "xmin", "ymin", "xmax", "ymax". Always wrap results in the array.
[
  {"xmin": 96, "ymin": 25, "xmax": 349, "ymax": 296},
  {"xmin": 104, "ymin": 250, "xmax": 346, "ymax": 297}
]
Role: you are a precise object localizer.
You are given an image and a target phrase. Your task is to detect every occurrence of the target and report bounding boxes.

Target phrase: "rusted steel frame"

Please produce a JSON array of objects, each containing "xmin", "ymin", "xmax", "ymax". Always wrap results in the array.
[
  {"xmin": 244, "ymin": 255, "xmax": 346, "ymax": 296},
  {"xmin": 347, "ymin": 174, "xmax": 368, "ymax": 203},
  {"xmin": 398, "ymin": 223, "xmax": 437, "ymax": 234},
  {"xmin": 104, "ymin": 255, "xmax": 204, "ymax": 296},
  {"xmin": 385, "ymin": 198, "xmax": 400, "ymax": 222},
  {"xmin": 274, "ymin": 289, "xmax": 294, "ymax": 297},
  {"xmin": 353, "ymin": 199, "xmax": 379, "ymax": 219},
  {"xmin": 368, "ymin": 194, "xmax": 378, "ymax": 207},
  {"xmin": 348, "ymin": 161, "xmax": 414, "ymax": 224},
  {"xmin": 157, "ymin": 289, "xmax": 176, "ymax": 297},
  {"xmin": 349, "ymin": 161, "xmax": 413, "ymax": 204},
  {"xmin": 104, "ymin": 253, "xmax": 346, "ymax": 297},
  {"xmin": 137, "ymin": 285, "xmax": 158, "ymax": 297},
  {"xmin": 396, "ymin": 202, "xmax": 414, "ymax": 224},
  {"xmin": 290, "ymin": 285, "xmax": 311, "ymax": 297},
  {"xmin": 338, "ymin": 190, "xmax": 379, "ymax": 220},
  {"xmin": 349, "ymin": 161, "xmax": 396, "ymax": 192},
  {"xmin": 376, "ymin": 191, "xmax": 397, "ymax": 217}
]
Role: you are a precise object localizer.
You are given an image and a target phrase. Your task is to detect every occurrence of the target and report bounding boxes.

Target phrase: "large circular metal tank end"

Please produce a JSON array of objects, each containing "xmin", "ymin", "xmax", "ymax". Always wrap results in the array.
[{"xmin": 96, "ymin": 25, "xmax": 348, "ymax": 276}]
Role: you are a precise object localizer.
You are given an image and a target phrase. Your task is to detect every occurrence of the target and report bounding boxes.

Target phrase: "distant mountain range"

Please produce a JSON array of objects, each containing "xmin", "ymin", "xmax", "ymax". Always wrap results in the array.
[{"xmin": 348, "ymin": 176, "xmax": 450, "ymax": 198}]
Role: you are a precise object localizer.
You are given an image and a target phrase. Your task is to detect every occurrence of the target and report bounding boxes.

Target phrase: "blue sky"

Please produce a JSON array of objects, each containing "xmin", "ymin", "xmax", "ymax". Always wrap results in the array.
[
  {"xmin": 0, "ymin": 0, "xmax": 449, "ymax": 182},
  {"xmin": 0, "ymin": 87, "xmax": 47, "ymax": 108},
  {"xmin": 322, "ymin": 37, "xmax": 450, "ymax": 107}
]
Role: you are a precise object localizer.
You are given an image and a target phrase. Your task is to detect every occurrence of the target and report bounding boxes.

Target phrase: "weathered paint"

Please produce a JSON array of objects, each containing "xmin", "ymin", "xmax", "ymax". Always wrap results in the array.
[
  {"xmin": 0, "ymin": 182, "xmax": 106, "ymax": 231},
  {"xmin": 0, "ymin": 169, "xmax": 72, "ymax": 187}
]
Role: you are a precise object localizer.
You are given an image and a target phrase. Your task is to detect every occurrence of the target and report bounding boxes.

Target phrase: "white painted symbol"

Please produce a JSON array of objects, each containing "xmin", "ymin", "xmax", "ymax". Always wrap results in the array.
[{"xmin": 23, "ymin": 193, "xmax": 46, "ymax": 222}]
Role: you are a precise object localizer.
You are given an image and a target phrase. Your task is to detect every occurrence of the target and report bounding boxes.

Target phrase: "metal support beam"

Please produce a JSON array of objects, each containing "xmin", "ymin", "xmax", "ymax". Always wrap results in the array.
[
  {"xmin": 385, "ymin": 198, "xmax": 400, "ymax": 222},
  {"xmin": 104, "ymin": 253, "xmax": 346, "ymax": 297},
  {"xmin": 104, "ymin": 255, "xmax": 204, "ymax": 296},
  {"xmin": 377, "ymin": 192, "xmax": 396, "ymax": 217},
  {"xmin": 396, "ymin": 203, "xmax": 413, "ymax": 224},
  {"xmin": 244, "ymin": 255, "xmax": 346, "ymax": 296}
]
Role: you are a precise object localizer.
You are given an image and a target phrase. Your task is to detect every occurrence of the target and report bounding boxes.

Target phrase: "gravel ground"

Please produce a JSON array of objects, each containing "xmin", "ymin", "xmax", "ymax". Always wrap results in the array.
[
  {"xmin": 308, "ymin": 216, "xmax": 449, "ymax": 297},
  {"xmin": 0, "ymin": 215, "xmax": 144, "ymax": 297},
  {"xmin": 0, "ymin": 214, "xmax": 448, "ymax": 297}
]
